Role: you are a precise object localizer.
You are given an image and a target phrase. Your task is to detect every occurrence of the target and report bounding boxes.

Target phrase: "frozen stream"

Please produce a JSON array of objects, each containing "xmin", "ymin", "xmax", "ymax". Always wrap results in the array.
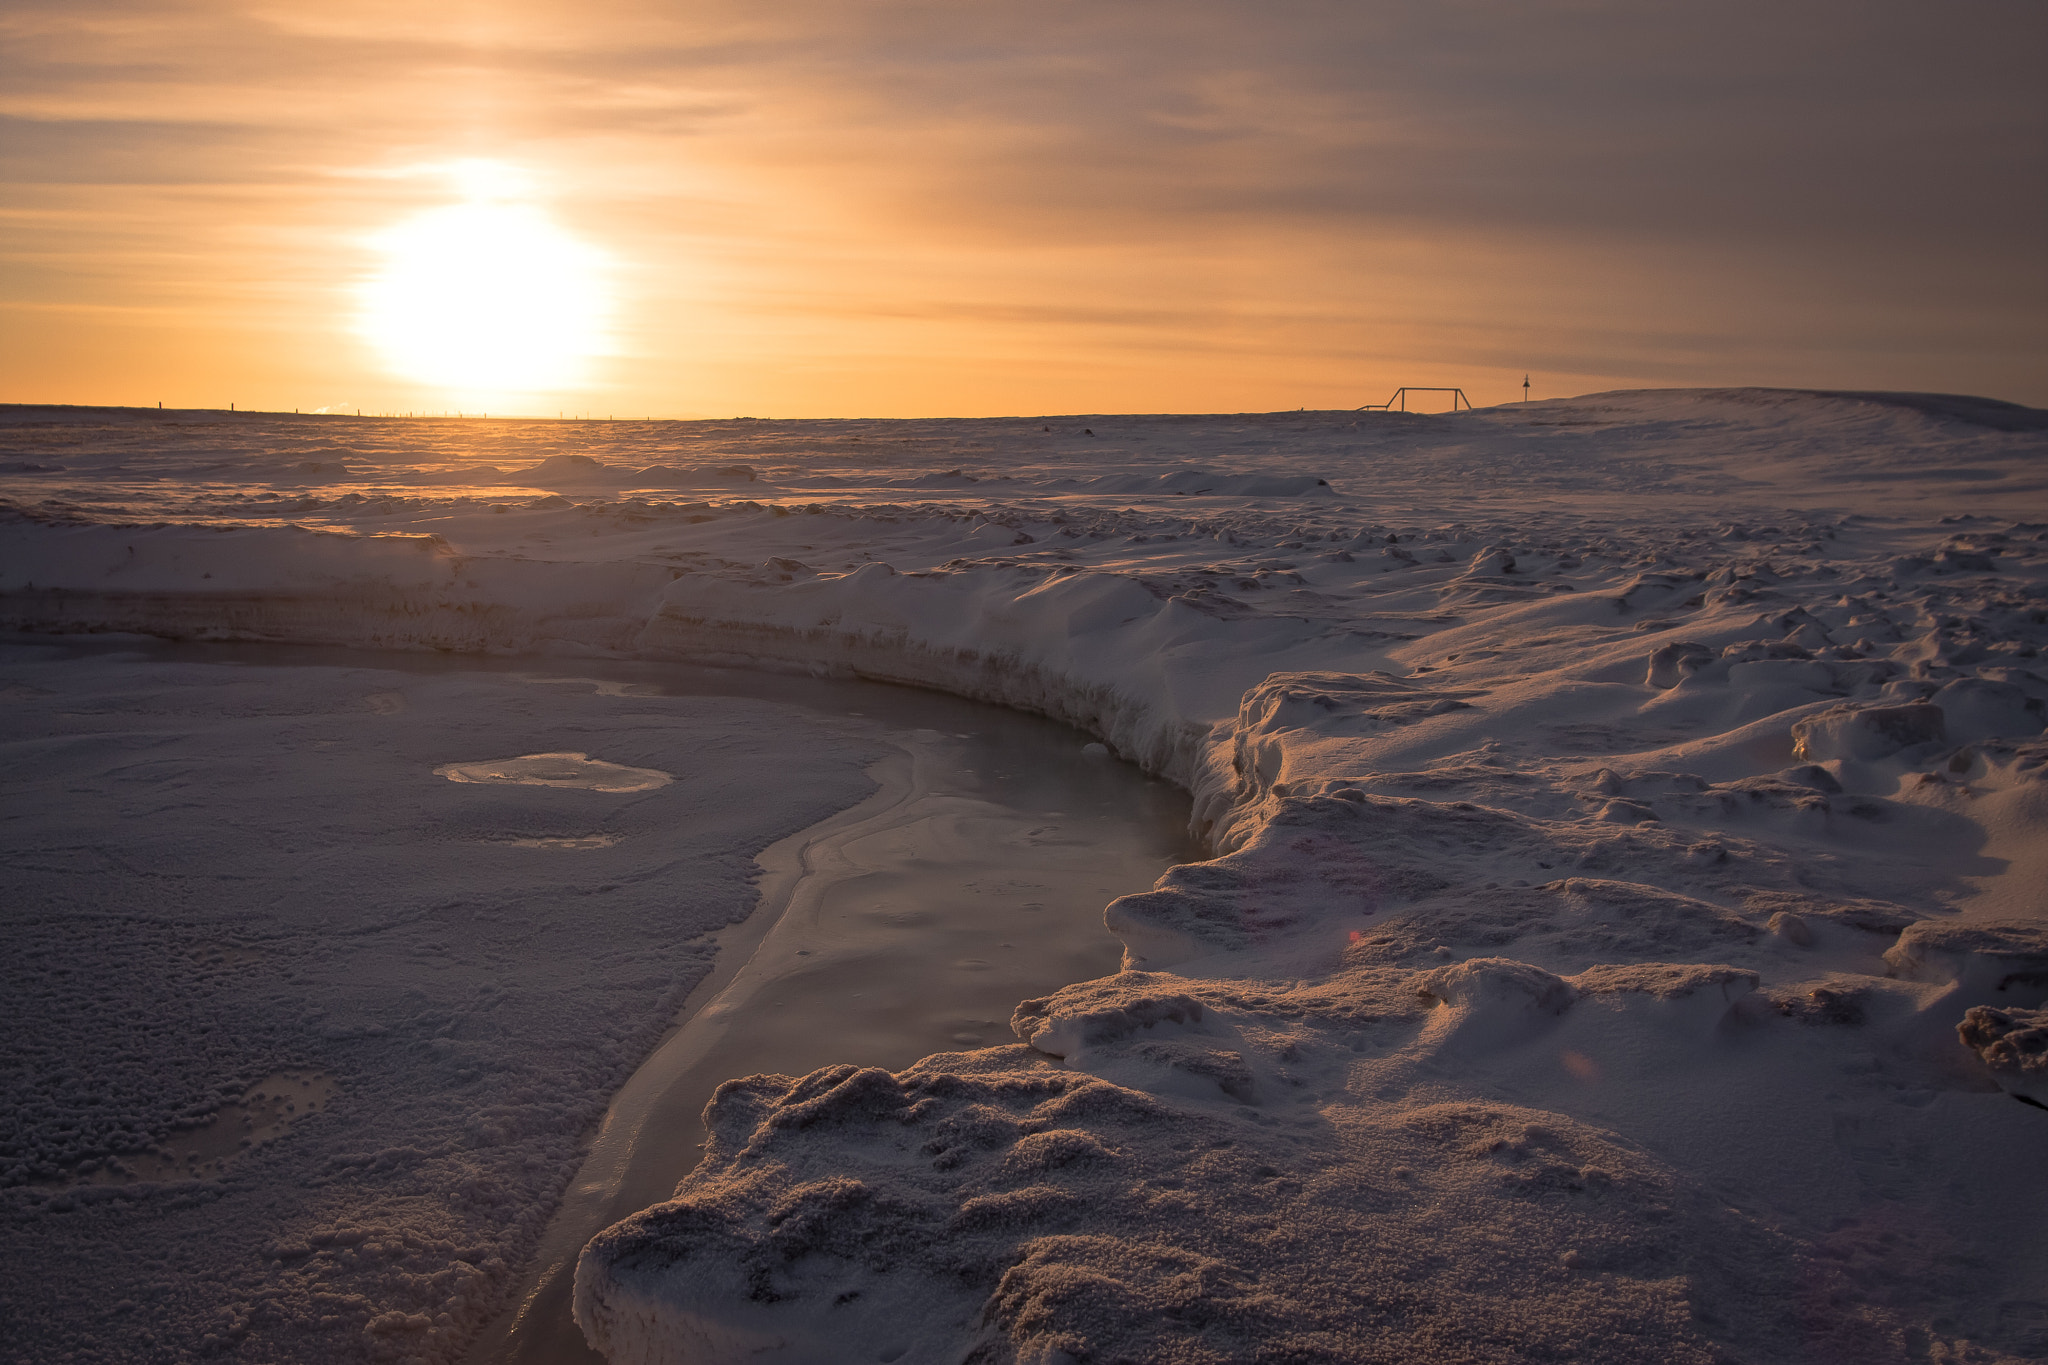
[
  {"xmin": 467, "ymin": 669, "xmax": 1194, "ymax": 1363},
  {"xmin": 38, "ymin": 644, "xmax": 1196, "ymax": 1364},
  {"xmin": 1, "ymin": 638, "xmax": 1191, "ymax": 1362}
]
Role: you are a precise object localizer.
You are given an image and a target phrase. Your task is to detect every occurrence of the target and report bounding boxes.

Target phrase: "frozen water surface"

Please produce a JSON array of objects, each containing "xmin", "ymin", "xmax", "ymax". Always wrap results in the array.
[
  {"xmin": 476, "ymin": 674, "xmax": 1194, "ymax": 1365},
  {"xmin": 0, "ymin": 635, "xmax": 1188, "ymax": 1364}
]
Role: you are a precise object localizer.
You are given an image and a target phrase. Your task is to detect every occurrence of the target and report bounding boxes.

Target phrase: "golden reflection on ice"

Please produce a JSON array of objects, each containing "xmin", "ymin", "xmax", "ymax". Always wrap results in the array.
[{"xmin": 435, "ymin": 751, "xmax": 672, "ymax": 793}]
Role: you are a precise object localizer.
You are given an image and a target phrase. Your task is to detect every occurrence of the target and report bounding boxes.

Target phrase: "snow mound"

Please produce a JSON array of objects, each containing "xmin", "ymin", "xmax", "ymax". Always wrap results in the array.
[
  {"xmin": 1791, "ymin": 702, "xmax": 1948, "ymax": 762},
  {"xmin": 1932, "ymin": 677, "xmax": 2044, "ymax": 745},
  {"xmin": 1010, "ymin": 974, "xmax": 1260, "ymax": 1103},
  {"xmin": 1957, "ymin": 1006, "xmax": 2048, "ymax": 1106},
  {"xmin": 1567, "ymin": 962, "xmax": 1761, "ymax": 1002},
  {"xmin": 1884, "ymin": 919, "xmax": 2048, "ymax": 1002},
  {"xmin": 1009, "ymin": 976, "xmax": 1213, "ymax": 1060},
  {"xmin": 1806, "ymin": 390, "xmax": 2048, "ymax": 433},
  {"xmin": 576, "ymin": 1050, "xmax": 1857, "ymax": 1365},
  {"xmin": 1417, "ymin": 956, "xmax": 1579, "ymax": 1013}
]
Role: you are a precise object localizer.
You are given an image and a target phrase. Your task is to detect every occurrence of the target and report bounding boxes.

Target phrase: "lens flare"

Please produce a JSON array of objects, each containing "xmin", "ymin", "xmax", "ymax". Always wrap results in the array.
[{"xmin": 358, "ymin": 163, "xmax": 611, "ymax": 395}]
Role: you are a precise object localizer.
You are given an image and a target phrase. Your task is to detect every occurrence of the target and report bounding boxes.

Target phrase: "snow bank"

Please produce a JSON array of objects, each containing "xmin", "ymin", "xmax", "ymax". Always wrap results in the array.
[{"xmin": 577, "ymin": 1044, "xmax": 1828, "ymax": 1365}]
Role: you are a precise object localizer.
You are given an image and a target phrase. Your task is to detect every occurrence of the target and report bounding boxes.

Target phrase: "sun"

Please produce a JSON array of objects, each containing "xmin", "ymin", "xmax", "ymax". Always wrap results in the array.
[{"xmin": 357, "ymin": 161, "xmax": 612, "ymax": 396}]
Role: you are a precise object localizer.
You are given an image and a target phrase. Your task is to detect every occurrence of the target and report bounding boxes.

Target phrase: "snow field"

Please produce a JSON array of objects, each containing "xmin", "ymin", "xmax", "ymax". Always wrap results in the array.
[{"xmin": 4, "ymin": 387, "xmax": 2047, "ymax": 1362}]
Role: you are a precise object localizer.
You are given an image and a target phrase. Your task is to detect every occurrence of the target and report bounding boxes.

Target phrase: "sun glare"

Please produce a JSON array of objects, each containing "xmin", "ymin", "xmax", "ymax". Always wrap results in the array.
[{"xmin": 358, "ymin": 162, "xmax": 611, "ymax": 396}]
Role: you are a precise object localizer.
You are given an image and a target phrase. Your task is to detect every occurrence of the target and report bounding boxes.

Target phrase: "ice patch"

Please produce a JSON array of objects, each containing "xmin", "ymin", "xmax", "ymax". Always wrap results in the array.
[{"xmin": 433, "ymin": 751, "xmax": 672, "ymax": 792}]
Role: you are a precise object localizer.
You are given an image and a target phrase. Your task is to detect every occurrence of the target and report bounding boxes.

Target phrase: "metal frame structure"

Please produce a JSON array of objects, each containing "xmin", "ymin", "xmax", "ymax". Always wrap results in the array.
[{"xmin": 1356, "ymin": 387, "xmax": 1473, "ymax": 413}]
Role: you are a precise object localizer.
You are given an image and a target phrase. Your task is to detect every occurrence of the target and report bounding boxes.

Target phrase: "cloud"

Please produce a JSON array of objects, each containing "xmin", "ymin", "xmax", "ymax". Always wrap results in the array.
[{"xmin": 2, "ymin": 0, "xmax": 2043, "ymax": 412}]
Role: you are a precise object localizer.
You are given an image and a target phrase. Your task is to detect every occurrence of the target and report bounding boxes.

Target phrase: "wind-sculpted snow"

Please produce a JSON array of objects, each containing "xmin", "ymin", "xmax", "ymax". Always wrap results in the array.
[
  {"xmin": 1958, "ymin": 1006, "xmax": 2048, "ymax": 1107},
  {"xmin": 575, "ymin": 1045, "xmax": 1852, "ymax": 1365},
  {"xmin": 4, "ymin": 388, "xmax": 2048, "ymax": 1362}
]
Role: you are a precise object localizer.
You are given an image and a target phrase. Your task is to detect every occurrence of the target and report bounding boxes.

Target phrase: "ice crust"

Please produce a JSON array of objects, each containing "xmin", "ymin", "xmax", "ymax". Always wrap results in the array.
[
  {"xmin": 435, "ymin": 751, "xmax": 675, "ymax": 792},
  {"xmin": 5, "ymin": 388, "xmax": 2048, "ymax": 1362}
]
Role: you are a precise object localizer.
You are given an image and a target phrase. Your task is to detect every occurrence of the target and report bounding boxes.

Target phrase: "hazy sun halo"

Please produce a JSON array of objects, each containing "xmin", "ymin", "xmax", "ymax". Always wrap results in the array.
[{"xmin": 358, "ymin": 162, "xmax": 611, "ymax": 396}]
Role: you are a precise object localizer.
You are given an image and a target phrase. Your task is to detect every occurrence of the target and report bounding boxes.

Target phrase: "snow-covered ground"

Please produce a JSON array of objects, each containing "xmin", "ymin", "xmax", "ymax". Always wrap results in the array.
[{"xmin": 4, "ymin": 387, "xmax": 2047, "ymax": 1363}]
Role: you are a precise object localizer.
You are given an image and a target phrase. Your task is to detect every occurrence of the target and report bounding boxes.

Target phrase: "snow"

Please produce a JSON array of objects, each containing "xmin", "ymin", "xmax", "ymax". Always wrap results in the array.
[
  {"xmin": 1958, "ymin": 1006, "xmax": 2048, "ymax": 1107},
  {"xmin": 3, "ymin": 386, "xmax": 2048, "ymax": 1363}
]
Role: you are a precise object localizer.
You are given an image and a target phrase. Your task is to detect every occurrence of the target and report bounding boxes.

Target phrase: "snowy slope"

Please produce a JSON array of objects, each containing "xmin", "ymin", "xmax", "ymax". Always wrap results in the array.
[{"xmin": 4, "ymin": 388, "xmax": 2047, "ymax": 1363}]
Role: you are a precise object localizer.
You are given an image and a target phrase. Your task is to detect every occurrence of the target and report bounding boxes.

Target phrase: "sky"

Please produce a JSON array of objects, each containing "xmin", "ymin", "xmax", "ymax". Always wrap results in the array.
[{"xmin": 2, "ymin": 0, "xmax": 2044, "ymax": 418}]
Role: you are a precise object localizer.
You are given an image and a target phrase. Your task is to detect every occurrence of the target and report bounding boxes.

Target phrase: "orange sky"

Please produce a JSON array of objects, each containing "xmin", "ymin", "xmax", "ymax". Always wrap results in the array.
[{"xmin": 3, "ymin": 1, "xmax": 2044, "ymax": 417}]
